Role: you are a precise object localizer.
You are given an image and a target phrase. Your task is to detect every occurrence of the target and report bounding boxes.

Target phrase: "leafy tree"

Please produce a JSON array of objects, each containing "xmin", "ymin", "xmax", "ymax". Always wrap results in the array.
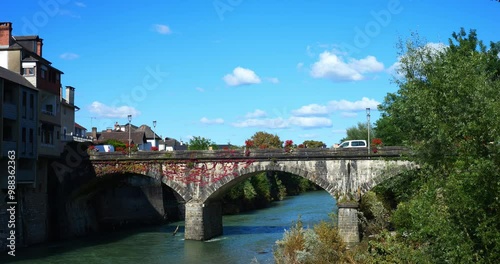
[
  {"xmin": 302, "ymin": 140, "xmax": 326, "ymax": 148},
  {"xmin": 340, "ymin": 122, "xmax": 374, "ymax": 143},
  {"xmin": 248, "ymin": 131, "xmax": 283, "ymax": 149},
  {"xmin": 187, "ymin": 136, "xmax": 216, "ymax": 150},
  {"xmin": 369, "ymin": 28, "xmax": 500, "ymax": 262}
]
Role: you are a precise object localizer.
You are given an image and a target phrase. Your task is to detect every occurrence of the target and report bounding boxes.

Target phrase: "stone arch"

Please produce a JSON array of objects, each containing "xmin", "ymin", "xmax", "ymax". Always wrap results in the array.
[
  {"xmin": 71, "ymin": 171, "xmax": 188, "ymax": 203},
  {"xmin": 200, "ymin": 160, "xmax": 340, "ymax": 203}
]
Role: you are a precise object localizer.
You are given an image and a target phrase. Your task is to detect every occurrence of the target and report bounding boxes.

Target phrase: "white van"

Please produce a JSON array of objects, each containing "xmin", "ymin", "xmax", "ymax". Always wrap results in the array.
[
  {"xmin": 94, "ymin": 145, "xmax": 115, "ymax": 152},
  {"xmin": 336, "ymin": 140, "xmax": 367, "ymax": 148}
]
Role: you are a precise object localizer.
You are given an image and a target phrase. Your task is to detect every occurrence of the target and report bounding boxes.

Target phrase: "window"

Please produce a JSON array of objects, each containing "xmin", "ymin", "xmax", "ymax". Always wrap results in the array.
[
  {"xmin": 63, "ymin": 128, "xmax": 67, "ymax": 140},
  {"xmin": 29, "ymin": 128, "xmax": 34, "ymax": 154},
  {"xmin": 29, "ymin": 94, "xmax": 34, "ymax": 120},
  {"xmin": 22, "ymin": 91, "xmax": 27, "ymax": 118},
  {"xmin": 42, "ymin": 127, "xmax": 54, "ymax": 145},
  {"xmin": 3, "ymin": 122, "xmax": 13, "ymax": 141},
  {"xmin": 41, "ymin": 68, "xmax": 47, "ymax": 79},
  {"xmin": 3, "ymin": 87, "xmax": 14, "ymax": 103},
  {"xmin": 44, "ymin": 104, "xmax": 53, "ymax": 115},
  {"xmin": 23, "ymin": 68, "xmax": 35, "ymax": 76},
  {"xmin": 22, "ymin": 127, "xmax": 26, "ymax": 153}
]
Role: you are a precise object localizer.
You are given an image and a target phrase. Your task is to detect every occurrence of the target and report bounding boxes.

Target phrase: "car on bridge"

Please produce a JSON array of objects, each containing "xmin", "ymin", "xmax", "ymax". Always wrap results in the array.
[{"xmin": 335, "ymin": 140, "xmax": 367, "ymax": 148}]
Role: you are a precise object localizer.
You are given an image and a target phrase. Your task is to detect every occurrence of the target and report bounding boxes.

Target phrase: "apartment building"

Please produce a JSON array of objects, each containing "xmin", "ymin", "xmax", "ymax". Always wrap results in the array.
[{"xmin": 0, "ymin": 21, "xmax": 81, "ymax": 249}]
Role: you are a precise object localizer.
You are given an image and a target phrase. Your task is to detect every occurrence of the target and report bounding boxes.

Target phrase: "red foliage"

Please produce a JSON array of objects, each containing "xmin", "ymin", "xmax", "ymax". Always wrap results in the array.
[
  {"xmin": 259, "ymin": 144, "xmax": 268, "ymax": 149},
  {"xmin": 151, "ymin": 146, "xmax": 159, "ymax": 151},
  {"xmin": 285, "ymin": 140, "xmax": 294, "ymax": 147},
  {"xmin": 371, "ymin": 138, "xmax": 383, "ymax": 146},
  {"xmin": 298, "ymin": 144, "xmax": 305, "ymax": 148},
  {"xmin": 245, "ymin": 140, "xmax": 254, "ymax": 148}
]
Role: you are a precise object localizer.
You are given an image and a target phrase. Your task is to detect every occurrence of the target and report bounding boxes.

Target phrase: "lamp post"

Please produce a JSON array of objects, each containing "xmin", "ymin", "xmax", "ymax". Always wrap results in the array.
[
  {"xmin": 153, "ymin": 120, "xmax": 157, "ymax": 149},
  {"xmin": 366, "ymin": 108, "xmax": 370, "ymax": 155},
  {"xmin": 128, "ymin": 114, "xmax": 132, "ymax": 157}
]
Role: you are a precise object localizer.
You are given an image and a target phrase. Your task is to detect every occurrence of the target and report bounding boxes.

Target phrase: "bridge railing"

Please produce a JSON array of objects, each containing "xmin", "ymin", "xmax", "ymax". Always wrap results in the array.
[{"xmin": 89, "ymin": 146, "xmax": 410, "ymax": 161}]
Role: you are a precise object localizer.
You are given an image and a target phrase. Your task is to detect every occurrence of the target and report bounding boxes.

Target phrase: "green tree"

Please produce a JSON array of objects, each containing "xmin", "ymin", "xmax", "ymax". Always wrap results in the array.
[
  {"xmin": 302, "ymin": 140, "xmax": 326, "ymax": 148},
  {"xmin": 249, "ymin": 131, "xmax": 283, "ymax": 149},
  {"xmin": 370, "ymin": 28, "xmax": 500, "ymax": 262},
  {"xmin": 340, "ymin": 122, "xmax": 374, "ymax": 143},
  {"xmin": 187, "ymin": 136, "xmax": 216, "ymax": 150}
]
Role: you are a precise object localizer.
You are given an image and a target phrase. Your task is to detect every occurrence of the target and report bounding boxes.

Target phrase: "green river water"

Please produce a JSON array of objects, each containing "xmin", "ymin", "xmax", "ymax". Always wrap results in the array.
[{"xmin": 2, "ymin": 191, "xmax": 336, "ymax": 264}]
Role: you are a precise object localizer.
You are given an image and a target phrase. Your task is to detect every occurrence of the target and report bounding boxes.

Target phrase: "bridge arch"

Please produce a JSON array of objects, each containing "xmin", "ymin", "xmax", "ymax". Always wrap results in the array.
[{"xmin": 202, "ymin": 162, "xmax": 339, "ymax": 203}]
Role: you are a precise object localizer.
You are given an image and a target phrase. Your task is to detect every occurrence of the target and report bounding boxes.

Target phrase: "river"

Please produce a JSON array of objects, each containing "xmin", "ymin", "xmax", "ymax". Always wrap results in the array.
[{"xmin": 2, "ymin": 191, "xmax": 336, "ymax": 264}]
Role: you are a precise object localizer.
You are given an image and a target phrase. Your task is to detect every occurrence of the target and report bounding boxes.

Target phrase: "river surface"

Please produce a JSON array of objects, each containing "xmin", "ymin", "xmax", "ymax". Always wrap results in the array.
[{"xmin": 3, "ymin": 191, "xmax": 336, "ymax": 264}]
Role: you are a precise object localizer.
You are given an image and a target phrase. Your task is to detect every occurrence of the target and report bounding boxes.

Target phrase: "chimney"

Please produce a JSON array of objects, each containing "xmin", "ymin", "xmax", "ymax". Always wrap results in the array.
[
  {"xmin": 65, "ymin": 86, "xmax": 75, "ymax": 105},
  {"xmin": 36, "ymin": 38, "xmax": 43, "ymax": 56},
  {"xmin": 91, "ymin": 127, "xmax": 97, "ymax": 140},
  {"xmin": 0, "ymin": 22, "xmax": 12, "ymax": 47}
]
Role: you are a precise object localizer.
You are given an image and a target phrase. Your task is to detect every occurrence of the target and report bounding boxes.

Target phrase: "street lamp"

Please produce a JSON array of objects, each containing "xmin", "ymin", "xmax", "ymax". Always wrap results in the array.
[
  {"xmin": 128, "ymin": 114, "xmax": 132, "ymax": 157},
  {"xmin": 153, "ymin": 120, "xmax": 157, "ymax": 149},
  {"xmin": 366, "ymin": 108, "xmax": 370, "ymax": 155}
]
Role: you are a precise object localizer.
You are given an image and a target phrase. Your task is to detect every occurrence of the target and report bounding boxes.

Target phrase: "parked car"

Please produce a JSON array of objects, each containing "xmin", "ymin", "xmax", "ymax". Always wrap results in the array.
[
  {"xmin": 336, "ymin": 140, "xmax": 367, "ymax": 148},
  {"xmin": 94, "ymin": 145, "xmax": 115, "ymax": 152}
]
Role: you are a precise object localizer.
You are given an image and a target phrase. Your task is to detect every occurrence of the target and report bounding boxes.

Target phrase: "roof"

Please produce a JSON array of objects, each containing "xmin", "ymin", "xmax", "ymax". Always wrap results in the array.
[
  {"xmin": 75, "ymin": 122, "xmax": 86, "ymax": 130},
  {"xmin": 135, "ymin": 124, "xmax": 160, "ymax": 139},
  {"xmin": 164, "ymin": 138, "xmax": 188, "ymax": 150},
  {"xmin": 0, "ymin": 66, "xmax": 37, "ymax": 90},
  {"xmin": 96, "ymin": 131, "xmax": 146, "ymax": 145}
]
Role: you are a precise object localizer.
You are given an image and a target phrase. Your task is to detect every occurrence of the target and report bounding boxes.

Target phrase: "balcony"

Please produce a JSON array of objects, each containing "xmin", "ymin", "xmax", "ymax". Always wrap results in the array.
[{"xmin": 41, "ymin": 109, "xmax": 55, "ymax": 116}]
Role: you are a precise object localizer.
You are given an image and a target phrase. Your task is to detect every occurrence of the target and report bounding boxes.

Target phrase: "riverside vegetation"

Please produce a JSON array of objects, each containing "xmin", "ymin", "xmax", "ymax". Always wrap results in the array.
[{"xmin": 273, "ymin": 28, "xmax": 500, "ymax": 263}]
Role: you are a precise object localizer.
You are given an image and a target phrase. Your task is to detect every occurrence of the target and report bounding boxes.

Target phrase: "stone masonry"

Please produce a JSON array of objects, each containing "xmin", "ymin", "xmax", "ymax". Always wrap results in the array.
[{"xmin": 88, "ymin": 147, "xmax": 415, "ymax": 243}]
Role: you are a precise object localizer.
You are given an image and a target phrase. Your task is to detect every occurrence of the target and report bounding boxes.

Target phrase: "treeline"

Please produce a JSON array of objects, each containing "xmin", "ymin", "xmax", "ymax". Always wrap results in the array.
[
  {"xmin": 222, "ymin": 171, "xmax": 320, "ymax": 214},
  {"xmin": 274, "ymin": 28, "xmax": 500, "ymax": 263}
]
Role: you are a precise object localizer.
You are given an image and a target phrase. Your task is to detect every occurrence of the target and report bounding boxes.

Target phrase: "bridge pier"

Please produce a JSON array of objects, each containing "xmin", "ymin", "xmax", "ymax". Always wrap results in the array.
[
  {"xmin": 184, "ymin": 200, "xmax": 222, "ymax": 241},
  {"xmin": 337, "ymin": 203, "xmax": 360, "ymax": 244}
]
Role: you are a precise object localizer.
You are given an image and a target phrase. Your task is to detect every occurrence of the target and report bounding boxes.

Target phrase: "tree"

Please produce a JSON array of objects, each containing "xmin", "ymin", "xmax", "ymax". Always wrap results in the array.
[
  {"xmin": 371, "ymin": 28, "xmax": 500, "ymax": 262},
  {"xmin": 340, "ymin": 122, "xmax": 374, "ymax": 143},
  {"xmin": 302, "ymin": 140, "xmax": 326, "ymax": 148},
  {"xmin": 248, "ymin": 131, "xmax": 283, "ymax": 149},
  {"xmin": 187, "ymin": 136, "xmax": 216, "ymax": 150}
]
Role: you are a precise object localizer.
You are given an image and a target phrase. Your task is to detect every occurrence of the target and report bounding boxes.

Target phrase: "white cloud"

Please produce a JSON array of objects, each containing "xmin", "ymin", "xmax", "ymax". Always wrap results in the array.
[
  {"xmin": 267, "ymin": 77, "xmax": 279, "ymax": 84},
  {"xmin": 232, "ymin": 118, "xmax": 288, "ymax": 129},
  {"xmin": 223, "ymin": 67, "xmax": 261, "ymax": 86},
  {"xmin": 289, "ymin": 116, "xmax": 332, "ymax": 128},
  {"xmin": 245, "ymin": 109, "xmax": 267, "ymax": 118},
  {"xmin": 195, "ymin": 87, "xmax": 205, "ymax": 92},
  {"xmin": 88, "ymin": 101, "xmax": 140, "ymax": 118},
  {"xmin": 310, "ymin": 52, "xmax": 384, "ymax": 82},
  {"xmin": 59, "ymin": 52, "xmax": 79, "ymax": 60},
  {"xmin": 232, "ymin": 116, "xmax": 332, "ymax": 129},
  {"xmin": 153, "ymin": 24, "xmax": 172, "ymax": 35},
  {"xmin": 327, "ymin": 97, "xmax": 380, "ymax": 111},
  {"xmin": 292, "ymin": 104, "xmax": 329, "ymax": 116},
  {"xmin": 75, "ymin": 2, "xmax": 86, "ymax": 7},
  {"xmin": 340, "ymin": 112, "xmax": 358, "ymax": 118},
  {"xmin": 296, "ymin": 62, "xmax": 304, "ymax": 70},
  {"xmin": 200, "ymin": 117, "xmax": 224, "ymax": 124}
]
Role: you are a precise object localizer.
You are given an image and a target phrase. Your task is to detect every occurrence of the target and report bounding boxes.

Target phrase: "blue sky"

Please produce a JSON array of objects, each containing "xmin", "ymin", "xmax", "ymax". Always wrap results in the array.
[{"xmin": 4, "ymin": 0, "xmax": 499, "ymax": 146}]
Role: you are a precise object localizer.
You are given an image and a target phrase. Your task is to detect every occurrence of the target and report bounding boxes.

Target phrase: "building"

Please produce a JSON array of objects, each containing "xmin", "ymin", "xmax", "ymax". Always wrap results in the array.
[
  {"xmin": 0, "ymin": 66, "xmax": 39, "ymax": 185},
  {"xmin": 0, "ymin": 21, "xmax": 80, "ymax": 250}
]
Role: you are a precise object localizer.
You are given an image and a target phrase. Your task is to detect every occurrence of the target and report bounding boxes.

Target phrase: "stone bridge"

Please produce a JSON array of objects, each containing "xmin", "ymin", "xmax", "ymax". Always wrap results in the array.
[{"xmin": 88, "ymin": 147, "xmax": 415, "ymax": 243}]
